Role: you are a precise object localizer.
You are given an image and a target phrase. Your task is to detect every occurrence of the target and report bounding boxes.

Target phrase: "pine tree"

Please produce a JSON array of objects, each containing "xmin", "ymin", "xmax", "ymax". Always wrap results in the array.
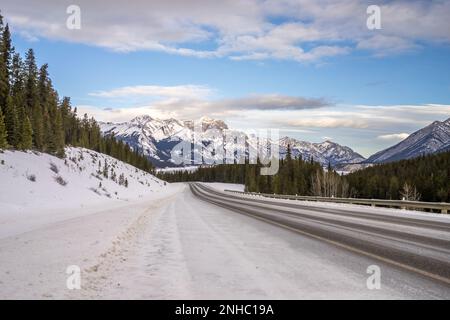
[
  {"xmin": 0, "ymin": 106, "xmax": 8, "ymax": 148},
  {"xmin": 11, "ymin": 53, "xmax": 26, "ymax": 127},
  {"xmin": 25, "ymin": 49, "xmax": 43, "ymax": 150},
  {"xmin": 3, "ymin": 96, "xmax": 18, "ymax": 147},
  {"xmin": 53, "ymin": 108, "xmax": 65, "ymax": 157},
  {"xmin": 19, "ymin": 112, "xmax": 33, "ymax": 150},
  {"xmin": 0, "ymin": 16, "xmax": 12, "ymax": 110}
]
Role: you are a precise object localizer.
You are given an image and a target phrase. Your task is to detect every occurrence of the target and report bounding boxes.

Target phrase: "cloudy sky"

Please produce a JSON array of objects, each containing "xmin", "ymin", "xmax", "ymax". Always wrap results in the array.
[{"xmin": 2, "ymin": 0, "xmax": 450, "ymax": 157}]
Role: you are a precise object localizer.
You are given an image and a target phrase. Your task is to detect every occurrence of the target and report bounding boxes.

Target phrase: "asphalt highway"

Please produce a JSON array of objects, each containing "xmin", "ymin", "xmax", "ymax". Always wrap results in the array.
[{"xmin": 190, "ymin": 183, "xmax": 450, "ymax": 287}]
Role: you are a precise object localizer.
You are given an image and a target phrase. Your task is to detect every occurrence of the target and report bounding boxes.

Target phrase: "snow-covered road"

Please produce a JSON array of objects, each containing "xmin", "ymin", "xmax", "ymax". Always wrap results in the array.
[{"xmin": 1, "ymin": 183, "xmax": 449, "ymax": 299}]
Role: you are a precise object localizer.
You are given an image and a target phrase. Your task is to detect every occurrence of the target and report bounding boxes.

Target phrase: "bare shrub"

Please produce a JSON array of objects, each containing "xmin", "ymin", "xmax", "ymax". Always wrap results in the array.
[
  {"xmin": 27, "ymin": 174, "xmax": 36, "ymax": 182},
  {"xmin": 400, "ymin": 182, "xmax": 421, "ymax": 201},
  {"xmin": 91, "ymin": 173, "xmax": 103, "ymax": 181},
  {"xmin": 55, "ymin": 175, "xmax": 68, "ymax": 186},
  {"xmin": 89, "ymin": 187, "xmax": 101, "ymax": 196},
  {"xmin": 49, "ymin": 162, "xmax": 59, "ymax": 174}
]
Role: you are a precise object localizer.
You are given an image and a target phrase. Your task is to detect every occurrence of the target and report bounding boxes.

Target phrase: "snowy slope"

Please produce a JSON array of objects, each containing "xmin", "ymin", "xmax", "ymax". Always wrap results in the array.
[
  {"xmin": 279, "ymin": 136, "xmax": 365, "ymax": 166},
  {"xmin": 367, "ymin": 117, "xmax": 450, "ymax": 163},
  {"xmin": 100, "ymin": 116, "xmax": 366, "ymax": 167},
  {"xmin": 0, "ymin": 147, "xmax": 171, "ymax": 237}
]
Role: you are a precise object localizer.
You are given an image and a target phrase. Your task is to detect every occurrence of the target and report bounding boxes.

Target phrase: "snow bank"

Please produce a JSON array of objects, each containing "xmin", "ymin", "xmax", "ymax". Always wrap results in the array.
[
  {"xmin": 156, "ymin": 166, "xmax": 198, "ymax": 173},
  {"xmin": 0, "ymin": 147, "xmax": 171, "ymax": 238},
  {"xmin": 203, "ymin": 182, "xmax": 245, "ymax": 192}
]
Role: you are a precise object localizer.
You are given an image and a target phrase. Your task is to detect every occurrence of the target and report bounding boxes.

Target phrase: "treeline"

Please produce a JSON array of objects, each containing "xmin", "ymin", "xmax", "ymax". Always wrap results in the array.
[
  {"xmin": 158, "ymin": 144, "xmax": 450, "ymax": 202},
  {"xmin": 158, "ymin": 164, "xmax": 247, "ymax": 185},
  {"xmin": 0, "ymin": 12, "xmax": 153, "ymax": 173},
  {"xmin": 346, "ymin": 151, "xmax": 450, "ymax": 202},
  {"xmin": 158, "ymin": 146, "xmax": 350, "ymax": 197}
]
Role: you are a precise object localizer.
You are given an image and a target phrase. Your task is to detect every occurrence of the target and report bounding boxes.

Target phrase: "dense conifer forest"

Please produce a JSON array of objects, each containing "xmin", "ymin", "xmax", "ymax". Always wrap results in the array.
[
  {"xmin": 346, "ymin": 151, "xmax": 450, "ymax": 202},
  {"xmin": 158, "ymin": 146, "xmax": 350, "ymax": 198},
  {"xmin": 0, "ymin": 12, "xmax": 154, "ymax": 173},
  {"xmin": 158, "ymin": 147, "xmax": 450, "ymax": 203}
]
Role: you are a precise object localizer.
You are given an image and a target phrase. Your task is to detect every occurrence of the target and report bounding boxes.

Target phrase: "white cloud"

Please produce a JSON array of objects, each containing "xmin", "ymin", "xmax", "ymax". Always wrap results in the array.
[
  {"xmin": 356, "ymin": 34, "xmax": 419, "ymax": 56},
  {"xmin": 76, "ymin": 90, "xmax": 331, "ymax": 122},
  {"xmin": 89, "ymin": 85, "xmax": 213, "ymax": 100},
  {"xmin": 286, "ymin": 117, "xmax": 371, "ymax": 129},
  {"xmin": 85, "ymin": 85, "xmax": 330, "ymax": 119},
  {"xmin": 377, "ymin": 133, "xmax": 410, "ymax": 141},
  {"xmin": 2, "ymin": 0, "xmax": 450, "ymax": 62},
  {"xmin": 77, "ymin": 87, "xmax": 450, "ymax": 134}
]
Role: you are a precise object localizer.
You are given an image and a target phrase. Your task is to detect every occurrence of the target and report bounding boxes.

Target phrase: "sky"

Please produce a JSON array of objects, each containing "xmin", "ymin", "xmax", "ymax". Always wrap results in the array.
[{"xmin": 2, "ymin": 0, "xmax": 450, "ymax": 157}]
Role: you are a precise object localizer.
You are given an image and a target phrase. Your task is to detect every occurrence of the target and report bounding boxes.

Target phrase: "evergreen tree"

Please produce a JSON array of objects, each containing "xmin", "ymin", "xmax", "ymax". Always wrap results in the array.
[
  {"xmin": 346, "ymin": 151, "xmax": 450, "ymax": 202},
  {"xmin": 53, "ymin": 108, "xmax": 65, "ymax": 157},
  {"xmin": 0, "ymin": 106, "xmax": 8, "ymax": 148},
  {"xmin": 0, "ymin": 15, "xmax": 12, "ymax": 110},
  {"xmin": 3, "ymin": 96, "xmax": 18, "ymax": 147},
  {"xmin": 19, "ymin": 112, "xmax": 32, "ymax": 150},
  {"xmin": 11, "ymin": 54, "xmax": 26, "ymax": 135},
  {"xmin": 25, "ymin": 49, "xmax": 44, "ymax": 150}
]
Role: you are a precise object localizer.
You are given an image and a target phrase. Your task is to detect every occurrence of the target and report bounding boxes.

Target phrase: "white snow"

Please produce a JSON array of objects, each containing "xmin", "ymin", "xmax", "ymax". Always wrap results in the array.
[
  {"xmin": 156, "ymin": 166, "xmax": 198, "ymax": 174},
  {"xmin": 203, "ymin": 182, "xmax": 245, "ymax": 192},
  {"xmin": 0, "ymin": 147, "xmax": 183, "ymax": 299},
  {"xmin": 0, "ymin": 183, "xmax": 183, "ymax": 299},
  {"xmin": 0, "ymin": 147, "xmax": 170, "ymax": 238}
]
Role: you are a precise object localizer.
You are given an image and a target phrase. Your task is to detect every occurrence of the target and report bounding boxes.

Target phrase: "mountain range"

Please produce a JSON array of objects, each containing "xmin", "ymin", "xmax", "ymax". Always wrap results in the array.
[
  {"xmin": 100, "ymin": 116, "xmax": 450, "ymax": 169},
  {"xmin": 366, "ymin": 117, "xmax": 450, "ymax": 163}
]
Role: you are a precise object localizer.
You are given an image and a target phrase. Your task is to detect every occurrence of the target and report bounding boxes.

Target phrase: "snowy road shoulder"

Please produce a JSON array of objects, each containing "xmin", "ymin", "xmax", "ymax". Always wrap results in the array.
[{"xmin": 0, "ymin": 181, "xmax": 183, "ymax": 299}]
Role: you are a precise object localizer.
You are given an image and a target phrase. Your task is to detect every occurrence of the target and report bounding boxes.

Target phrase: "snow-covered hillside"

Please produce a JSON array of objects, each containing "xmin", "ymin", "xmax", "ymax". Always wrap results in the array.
[
  {"xmin": 0, "ymin": 147, "xmax": 170, "ymax": 236},
  {"xmin": 100, "ymin": 115, "xmax": 366, "ymax": 168}
]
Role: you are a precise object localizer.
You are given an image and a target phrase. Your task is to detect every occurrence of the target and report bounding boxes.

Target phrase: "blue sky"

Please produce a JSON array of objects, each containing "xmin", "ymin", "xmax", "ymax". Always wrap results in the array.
[{"xmin": 3, "ymin": 0, "xmax": 450, "ymax": 157}]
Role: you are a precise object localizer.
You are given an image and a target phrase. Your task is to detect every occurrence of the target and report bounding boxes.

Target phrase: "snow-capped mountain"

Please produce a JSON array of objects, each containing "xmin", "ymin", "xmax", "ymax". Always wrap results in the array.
[
  {"xmin": 279, "ymin": 136, "xmax": 366, "ymax": 166},
  {"xmin": 100, "ymin": 115, "xmax": 236, "ymax": 167},
  {"xmin": 100, "ymin": 116, "xmax": 366, "ymax": 167},
  {"xmin": 366, "ymin": 117, "xmax": 450, "ymax": 163}
]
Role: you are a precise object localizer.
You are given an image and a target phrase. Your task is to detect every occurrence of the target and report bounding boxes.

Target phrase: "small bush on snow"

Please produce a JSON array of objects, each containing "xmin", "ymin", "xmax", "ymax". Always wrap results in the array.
[
  {"xmin": 49, "ymin": 162, "xmax": 59, "ymax": 174},
  {"xmin": 27, "ymin": 174, "xmax": 36, "ymax": 182},
  {"xmin": 55, "ymin": 175, "xmax": 68, "ymax": 186},
  {"xmin": 89, "ymin": 187, "xmax": 101, "ymax": 196}
]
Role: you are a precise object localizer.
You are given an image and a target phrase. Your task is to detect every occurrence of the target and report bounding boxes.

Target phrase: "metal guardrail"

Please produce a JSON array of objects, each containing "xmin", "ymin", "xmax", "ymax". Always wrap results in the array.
[{"xmin": 224, "ymin": 190, "xmax": 450, "ymax": 214}]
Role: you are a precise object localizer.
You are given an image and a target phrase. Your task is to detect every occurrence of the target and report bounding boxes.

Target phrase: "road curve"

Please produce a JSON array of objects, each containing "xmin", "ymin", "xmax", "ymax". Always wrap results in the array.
[{"xmin": 190, "ymin": 183, "xmax": 450, "ymax": 286}]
